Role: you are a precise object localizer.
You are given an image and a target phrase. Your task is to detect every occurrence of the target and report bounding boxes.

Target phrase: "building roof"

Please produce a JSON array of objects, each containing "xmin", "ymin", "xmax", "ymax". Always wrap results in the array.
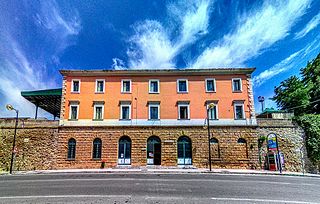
[
  {"xmin": 260, "ymin": 108, "xmax": 287, "ymax": 114},
  {"xmin": 60, "ymin": 68, "xmax": 255, "ymax": 76},
  {"xmin": 21, "ymin": 88, "xmax": 62, "ymax": 117}
]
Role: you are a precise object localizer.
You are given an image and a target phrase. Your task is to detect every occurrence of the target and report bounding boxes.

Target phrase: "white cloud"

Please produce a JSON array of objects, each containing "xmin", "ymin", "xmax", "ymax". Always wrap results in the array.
[
  {"xmin": 192, "ymin": 0, "xmax": 311, "ymax": 68},
  {"xmin": 126, "ymin": 0, "xmax": 211, "ymax": 69},
  {"xmin": 253, "ymin": 51, "xmax": 301, "ymax": 87},
  {"xmin": 0, "ymin": 0, "xmax": 81, "ymax": 118},
  {"xmin": 253, "ymin": 36, "xmax": 320, "ymax": 87},
  {"xmin": 127, "ymin": 20, "xmax": 176, "ymax": 69},
  {"xmin": 0, "ymin": 38, "xmax": 50, "ymax": 117},
  {"xmin": 35, "ymin": 0, "xmax": 81, "ymax": 52},
  {"xmin": 295, "ymin": 12, "xmax": 320, "ymax": 39},
  {"xmin": 112, "ymin": 58, "xmax": 126, "ymax": 70}
]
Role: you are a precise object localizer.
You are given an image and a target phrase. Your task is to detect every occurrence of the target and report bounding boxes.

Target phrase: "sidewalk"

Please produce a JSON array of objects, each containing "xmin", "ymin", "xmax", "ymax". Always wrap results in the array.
[{"xmin": 3, "ymin": 168, "xmax": 320, "ymax": 178}]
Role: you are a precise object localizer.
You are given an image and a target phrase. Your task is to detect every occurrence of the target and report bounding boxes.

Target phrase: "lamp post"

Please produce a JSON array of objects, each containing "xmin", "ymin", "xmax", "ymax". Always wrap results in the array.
[
  {"xmin": 207, "ymin": 103, "xmax": 215, "ymax": 172},
  {"xmin": 6, "ymin": 104, "xmax": 19, "ymax": 174},
  {"xmin": 258, "ymin": 96, "xmax": 265, "ymax": 113}
]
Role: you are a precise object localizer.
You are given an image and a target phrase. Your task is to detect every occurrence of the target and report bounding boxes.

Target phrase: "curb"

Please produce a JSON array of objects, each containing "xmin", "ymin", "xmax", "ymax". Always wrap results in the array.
[{"xmin": 5, "ymin": 169, "xmax": 320, "ymax": 178}]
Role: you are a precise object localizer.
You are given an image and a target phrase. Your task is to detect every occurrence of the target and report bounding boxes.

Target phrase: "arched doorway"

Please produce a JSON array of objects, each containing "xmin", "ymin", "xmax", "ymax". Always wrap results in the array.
[
  {"xmin": 147, "ymin": 136, "xmax": 161, "ymax": 165},
  {"xmin": 118, "ymin": 136, "xmax": 131, "ymax": 165},
  {"xmin": 177, "ymin": 136, "xmax": 192, "ymax": 165}
]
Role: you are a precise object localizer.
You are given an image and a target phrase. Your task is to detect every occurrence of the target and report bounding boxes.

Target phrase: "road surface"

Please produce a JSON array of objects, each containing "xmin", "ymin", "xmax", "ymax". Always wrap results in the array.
[{"xmin": 0, "ymin": 173, "xmax": 319, "ymax": 203}]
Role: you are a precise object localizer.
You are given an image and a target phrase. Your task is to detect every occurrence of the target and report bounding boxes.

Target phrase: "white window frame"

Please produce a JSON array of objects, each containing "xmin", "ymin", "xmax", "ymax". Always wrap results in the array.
[
  {"xmin": 69, "ymin": 104, "xmax": 79, "ymax": 120},
  {"xmin": 207, "ymin": 103, "xmax": 219, "ymax": 120},
  {"xmin": 95, "ymin": 79, "xmax": 105, "ymax": 93},
  {"xmin": 121, "ymin": 79, "xmax": 132, "ymax": 93},
  {"xmin": 177, "ymin": 79, "xmax": 188, "ymax": 93},
  {"xmin": 234, "ymin": 103, "xmax": 245, "ymax": 120},
  {"xmin": 149, "ymin": 79, "xmax": 160, "ymax": 94},
  {"xmin": 120, "ymin": 104, "xmax": 131, "ymax": 120},
  {"xmin": 178, "ymin": 104, "xmax": 190, "ymax": 120},
  {"xmin": 93, "ymin": 104, "xmax": 104, "ymax": 120},
  {"xmin": 232, "ymin": 78, "xmax": 242, "ymax": 92},
  {"xmin": 148, "ymin": 104, "xmax": 160, "ymax": 120},
  {"xmin": 71, "ymin": 79, "xmax": 81, "ymax": 93},
  {"xmin": 205, "ymin": 78, "xmax": 216, "ymax": 92}
]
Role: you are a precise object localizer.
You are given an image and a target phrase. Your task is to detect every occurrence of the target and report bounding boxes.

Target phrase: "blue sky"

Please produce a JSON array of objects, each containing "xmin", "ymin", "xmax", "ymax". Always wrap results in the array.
[{"xmin": 0, "ymin": 0, "xmax": 319, "ymax": 118}]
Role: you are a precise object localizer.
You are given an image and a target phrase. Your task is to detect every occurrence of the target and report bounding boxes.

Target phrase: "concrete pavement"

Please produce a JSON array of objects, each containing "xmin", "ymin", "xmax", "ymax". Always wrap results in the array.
[{"xmin": 2, "ymin": 167, "xmax": 320, "ymax": 178}]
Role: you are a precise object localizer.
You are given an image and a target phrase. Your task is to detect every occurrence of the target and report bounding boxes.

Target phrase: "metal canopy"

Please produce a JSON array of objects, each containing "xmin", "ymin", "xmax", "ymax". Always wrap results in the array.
[{"xmin": 21, "ymin": 88, "xmax": 62, "ymax": 118}]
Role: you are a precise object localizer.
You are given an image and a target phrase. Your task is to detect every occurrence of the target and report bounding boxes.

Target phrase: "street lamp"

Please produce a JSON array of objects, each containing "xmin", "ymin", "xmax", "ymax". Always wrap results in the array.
[
  {"xmin": 6, "ymin": 104, "xmax": 19, "ymax": 174},
  {"xmin": 207, "ymin": 103, "xmax": 215, "ymax": 172}
]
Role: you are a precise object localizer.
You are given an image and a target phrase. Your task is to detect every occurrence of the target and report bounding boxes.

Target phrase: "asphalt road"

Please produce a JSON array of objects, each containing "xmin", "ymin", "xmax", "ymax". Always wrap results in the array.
[{"xmin": 0, "ymin": 173, "xmax": 320, "ymax": 204}]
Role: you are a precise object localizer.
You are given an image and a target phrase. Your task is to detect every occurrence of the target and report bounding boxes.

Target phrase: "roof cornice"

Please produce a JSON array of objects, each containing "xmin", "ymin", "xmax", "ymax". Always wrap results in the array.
[{"xmin": 59, "ymin": 68, "xmax": 256, "ymax": 76}]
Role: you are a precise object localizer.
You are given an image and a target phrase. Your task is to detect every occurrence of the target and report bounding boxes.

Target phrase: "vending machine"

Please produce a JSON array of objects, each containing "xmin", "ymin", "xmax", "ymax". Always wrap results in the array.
[{"xmin": 267, "ymin": 152, "xmax": 285, "ymax": 171}]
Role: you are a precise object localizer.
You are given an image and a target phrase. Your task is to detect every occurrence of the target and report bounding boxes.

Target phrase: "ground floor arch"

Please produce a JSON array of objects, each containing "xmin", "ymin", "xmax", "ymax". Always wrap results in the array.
[
  {"xmin": 177, "ymin": 136, "xmax": 192, "ymax": 165},
  {"xmin": 147, "ymin": 136, "xmax": 161, "ymax": 165},
  {"xmin": 118, "ymin": 136, "xmax": 131, "ymax": 165}
]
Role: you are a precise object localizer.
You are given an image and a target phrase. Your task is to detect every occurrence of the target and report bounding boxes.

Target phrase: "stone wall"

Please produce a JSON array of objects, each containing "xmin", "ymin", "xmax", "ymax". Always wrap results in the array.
[
  {"xmin": 0, "ymin": 119, "xmax": 58, "ymax": 171},
  {"xmin": 57, "ymin": 126, "xmax": 258, "ymax": 169},
  {"xmin": 257, "ymin": 119, "xmax": 306, "ymax": 172},
  {"xmin": 0, "ymin": 118, "xmax": 309, "ymax": 172}
]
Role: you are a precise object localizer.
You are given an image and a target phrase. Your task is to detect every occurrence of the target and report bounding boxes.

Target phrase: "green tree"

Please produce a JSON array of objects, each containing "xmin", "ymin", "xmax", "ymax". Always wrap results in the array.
[
  {"xmin": 297, "ymin": 114, "xmax": 320, "ymax": 171},
  {"xmin": 272, "ymin": 53, "xmax": 320, "ymax": 172},
  {"xmin": 272, "ymin": 76, "xmax": 310, "ymax": 116},
  {"xmin": 301, "ymin": 53, "xmax": 320, "ymax": 114}
]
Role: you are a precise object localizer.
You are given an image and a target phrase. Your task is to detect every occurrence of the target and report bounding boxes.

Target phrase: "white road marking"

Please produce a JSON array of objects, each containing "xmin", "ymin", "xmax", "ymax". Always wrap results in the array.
[
  {"xmin": 211, "ymin": 197, "xmax": 320, "ymax": 204},
  {"xmin": 0, "ymin": 195, "xmax": 130, "ymax": 199}
]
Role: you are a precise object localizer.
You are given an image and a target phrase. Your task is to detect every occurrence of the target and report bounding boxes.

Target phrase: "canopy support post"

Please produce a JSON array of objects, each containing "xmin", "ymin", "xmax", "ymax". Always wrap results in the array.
[{"xmin": 35, "ymin": 103, "xmax": 39, "ymax": 119}]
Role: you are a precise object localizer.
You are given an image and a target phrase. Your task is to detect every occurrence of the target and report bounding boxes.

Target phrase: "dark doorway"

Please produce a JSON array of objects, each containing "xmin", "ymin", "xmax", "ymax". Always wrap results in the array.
[{"xmin": 147, "ymin": 136, "xmax": 161, "ymax": 165}]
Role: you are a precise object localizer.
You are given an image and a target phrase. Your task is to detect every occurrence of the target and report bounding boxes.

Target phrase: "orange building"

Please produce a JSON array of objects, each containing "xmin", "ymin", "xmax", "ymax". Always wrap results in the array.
[{"xmin": 57, "ymin": 68, "xmax": 258, "ymax": 169}]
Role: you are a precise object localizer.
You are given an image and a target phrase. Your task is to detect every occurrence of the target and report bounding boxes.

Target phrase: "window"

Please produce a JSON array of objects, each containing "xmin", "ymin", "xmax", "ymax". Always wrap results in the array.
[
  {"xmin": 118, "ymin": 136, "xmax": 131, "ymax": 165},
  {"xmin": 149, "ymin": 103, "xmax": 160, "ymax": 120},
  {"xmin": 149, "ymin": 79, "xmax": 159, "ymax": 93},
  {"xmin": 238, "ymin": 138, "xmax": 247, "ymax": 144},
  {"xmin": 69, "ymin": 104, "xmax": 79, "ymax": 120},
  {"xmin": 120, "ymin": 104, "xmax": 131, "ymax": 120},
  {"xmin": 177, "ymin": 79, "xmax": 188, "ymax": 93},
  {"xmin": 207, "ymin": 104, "xmax": 218, "ymax": 120},
  {"xmin": 232, "ymin": 78, "xmax": 242, "ymax": 92},
  {"xmin": 96, "ymin": 79, "xmax": 105, "ymax": 93},
  {"xmin": 234, "ymin": 103, "xmax": 245, "ymax": 119},
  {"xmin": 92, "ymin": 138, "xmax": 102, "ymax": 159},
  {"xmin": 177, "ymin": 136, "xmax": 192, "ymax": 165},
  {"xmin": 210, "ymin": 138, "xmax": 219, "ymax": 144},
  {"xmin": 121, "ymin": 79, "xmax": 131, "ymax": 93},
  {"xmin": 72, "ymin": 79, "xmax": 80, "ymax": 93},
  {"xmin": 205, "ymin": 78, "xmax": 216, "ymax": 92},
  {"xmin": 67, "ymin": 138, "xmax": 76, "ymax": 160},
  {"xmin": 178, "ymin": 104, "xmax": 189, "ymax": 119},
  {"xmin": 237, "ymin": 138, "xmax": 248, "ymax": 158},
  {"xmin": 93, "ymin": 104, "xmax": 104, "ymax": 120},
  {"xmin": 210, "ymin": 138, "xmax": 220, "ymax": 159}
]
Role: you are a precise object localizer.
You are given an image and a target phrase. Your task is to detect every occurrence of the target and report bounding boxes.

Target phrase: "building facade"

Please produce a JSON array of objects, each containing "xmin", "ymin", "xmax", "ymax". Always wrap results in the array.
[{"xmin": 57, "ymin": 68, "xmax": 258, "ymax": 169}]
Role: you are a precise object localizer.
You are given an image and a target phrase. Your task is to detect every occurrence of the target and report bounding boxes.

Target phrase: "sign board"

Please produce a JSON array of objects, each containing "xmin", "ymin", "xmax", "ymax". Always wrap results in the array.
[{"xmin": 267, "ymin": 133, "xmax": 277, "ymax": 150}]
